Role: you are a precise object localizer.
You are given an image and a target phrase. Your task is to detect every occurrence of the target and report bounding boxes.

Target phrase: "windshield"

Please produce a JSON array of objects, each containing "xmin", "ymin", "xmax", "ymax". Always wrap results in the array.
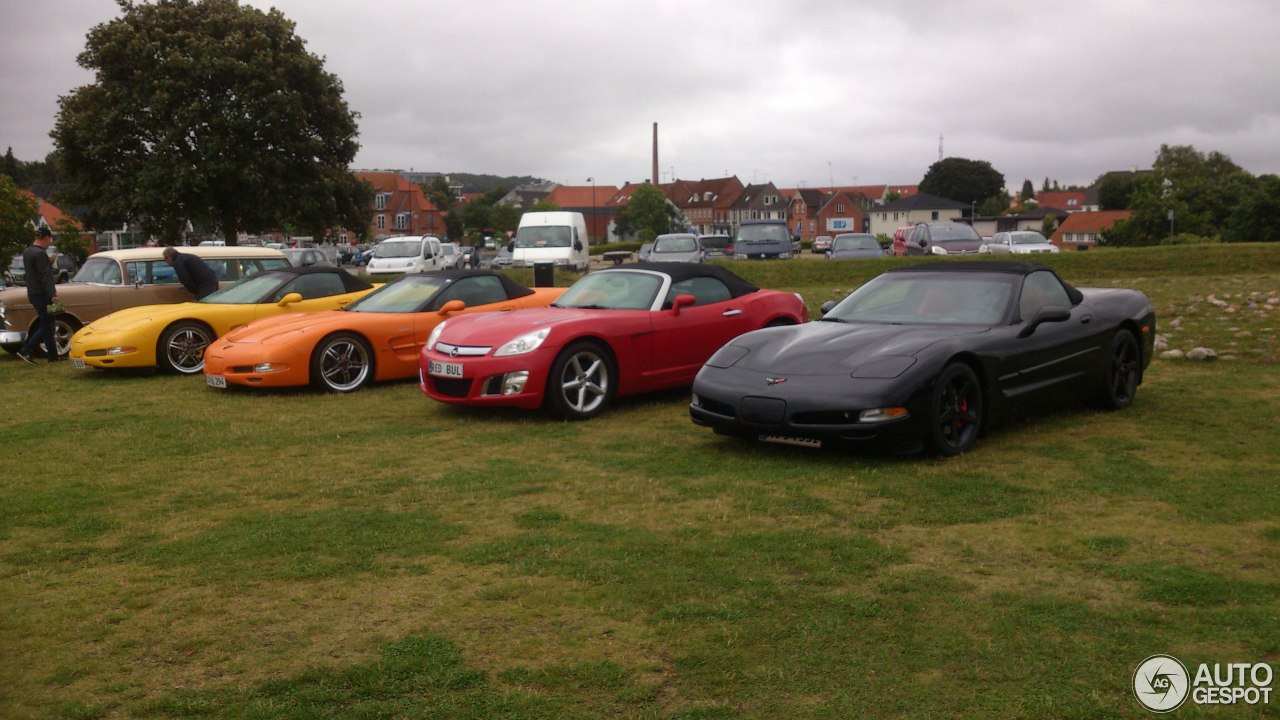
[
  {"xmin": 1011, "ymin": 232, "xmax": 1048, "ymax": 245},
  {"xmin": 824, "ymin": 272, "xmax": 1016, "ymax": 325},
  {"xmin": 736, "ymin": 224, "xmax": 790, "ymax": 244},
  {"xmin": 200, "ymin": 271, "xmax": 291, "ymax": 304},
  {"xmin": 930, "ymin": 224, "xmax": 981, "ymax": 243},
  {"xmin": 346, "ymin": 274, "xmax": 449, "ymax": 313},
  {"xmin": 553, "ymin": 271, "xmax": 663, "ymax": 310},
  {"xmin": 374, "ymin": 239, "xmax": 422, "ymax": 259},
  {"xmin": 654, "ymin": 235, "xmax": 698, "ymax": 253},
  {"xmin": 73, "ymin": 257, "xmax": 123, "ymax": 285},
  {"xmin": 515, "ymin": 225, "xmax": 572, "ymax": 249},
  {"xmin": 833, "ymin": 234, "xmax": 880, "ymax": 251}
]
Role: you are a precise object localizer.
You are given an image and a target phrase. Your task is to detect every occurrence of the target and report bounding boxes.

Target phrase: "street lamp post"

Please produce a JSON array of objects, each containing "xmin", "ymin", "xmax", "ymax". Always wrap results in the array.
[
  {"xmin": 971, "ymin": 200, "xmax": 977, "ymax": 226},
  {"xmin": 1162, "ymin": 178, "xmax": 1174, "ymax": 239},
  {"xmin": 586, "ymin": 177, "xmax": 596, "ymax": 243}
]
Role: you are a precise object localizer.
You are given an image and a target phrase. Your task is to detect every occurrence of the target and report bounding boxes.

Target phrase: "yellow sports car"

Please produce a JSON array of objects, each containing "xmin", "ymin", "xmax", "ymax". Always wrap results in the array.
[{"xmin": 69, "ymin": 266, "xmax": 375, "ymax": 374}]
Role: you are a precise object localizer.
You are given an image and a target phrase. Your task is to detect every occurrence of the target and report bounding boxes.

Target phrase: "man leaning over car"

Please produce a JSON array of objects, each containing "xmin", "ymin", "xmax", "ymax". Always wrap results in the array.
[{"xmin": 162, "ymin": 246, "xmax": 219, "ymax": 300}]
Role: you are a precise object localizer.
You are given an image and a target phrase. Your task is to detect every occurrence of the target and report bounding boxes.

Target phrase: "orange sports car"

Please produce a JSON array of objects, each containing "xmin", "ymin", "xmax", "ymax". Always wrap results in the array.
[{"xmin": 203, "ymin": 269, "xmax": 565, "ymax": 392}]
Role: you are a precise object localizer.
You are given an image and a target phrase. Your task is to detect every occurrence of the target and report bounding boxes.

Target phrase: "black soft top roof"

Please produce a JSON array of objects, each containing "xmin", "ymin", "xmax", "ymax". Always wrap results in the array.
[
  {"xmin": 888, "ymin": 261, "xmax": 1082, "ymax": 304},
  {"xmin": 259, "ymin": 265, "xmax": 373, "ymax": 292},
  {"xmin": 888, "ymin": 261, "xmax": 1052, "ymax": 276},
  {"xmin": 410, "ymin": 268, "xmax": 534, "ymax": 299},
  {"xmin": 605, "ymin": 262, "xmax": 759, "ymax": 298}
]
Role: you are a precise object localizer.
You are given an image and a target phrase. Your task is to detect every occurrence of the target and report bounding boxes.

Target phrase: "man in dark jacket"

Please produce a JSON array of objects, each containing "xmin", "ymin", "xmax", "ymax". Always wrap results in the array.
[
  {"xmin": 16, "ymin": 226, "xmax": 60, "ymax": 364},
  {"xmin": 162, "ymin": 246, "xmax": 219, "ymax": 299}
]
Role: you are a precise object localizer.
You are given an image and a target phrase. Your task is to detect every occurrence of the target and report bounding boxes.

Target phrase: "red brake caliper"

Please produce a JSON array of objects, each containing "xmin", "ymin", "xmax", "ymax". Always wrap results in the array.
[{"xmin": 956, "ymin": 398, "xmax": 967, "ymax": 431}]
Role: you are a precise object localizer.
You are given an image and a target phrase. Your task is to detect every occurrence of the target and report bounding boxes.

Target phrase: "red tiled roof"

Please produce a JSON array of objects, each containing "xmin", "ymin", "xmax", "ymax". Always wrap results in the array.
[
  {"xmin": 1034, "ymin": 191, "xmax": 1086, "ymax": 211},
  {"xmin": 1050, "ymin": 210, "xmax": 1131, "ymax": 244},
  {"xmin": 23, "ymin": 191, "xmax": 81, "ymax": 231},
  {"xmin": 546, "ymin": 185, "xmax": 618, "ymax": 208}
]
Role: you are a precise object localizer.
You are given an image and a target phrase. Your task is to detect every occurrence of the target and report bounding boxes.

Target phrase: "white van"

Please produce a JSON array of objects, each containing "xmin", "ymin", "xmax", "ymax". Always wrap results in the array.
[
  {"xmin": 510, "ymin": 211, "xmax": 590, "ymax": 271},
  {"xmin": 366, "ymin": 235, "xmax": 444, "ymax": 278}
]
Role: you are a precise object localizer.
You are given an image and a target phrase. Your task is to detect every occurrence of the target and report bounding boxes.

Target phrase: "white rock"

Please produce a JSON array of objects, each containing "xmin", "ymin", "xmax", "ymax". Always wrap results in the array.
[
  {"xmin": 1160, "ymin": 349, "xmax": 1185, "ymax": 360},
  {"xmin": 1186, "ymin": 347, "xmax": 1218, "ymax": 361}
]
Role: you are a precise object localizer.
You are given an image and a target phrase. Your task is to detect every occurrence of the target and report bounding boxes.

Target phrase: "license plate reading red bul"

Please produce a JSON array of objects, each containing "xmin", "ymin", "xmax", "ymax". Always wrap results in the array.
[{"xmin": 429, "ymin": 360, "xmax": 463, "ymax": 378}]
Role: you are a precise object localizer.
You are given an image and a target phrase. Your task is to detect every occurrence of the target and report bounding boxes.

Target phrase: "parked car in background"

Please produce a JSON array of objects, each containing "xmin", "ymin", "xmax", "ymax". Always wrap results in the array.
[
  {"xmin": 281, "ymin": 248, "xmax": 332, "ymax": 267},
  {"xmin": 205, "ymin": 270, "xmax": 566, "ymax": 393},
  {"xmin": 690, "ymin": 262, "xmax": 1155, "ymax": 455},
  {"xmin": 891, "ymin": 226, "xmax": 914, "ymax": 256},
  {"xmin": 70, "ymin": 266, "xmax": 374, "ymax": 375},
  {"xmin": 980, "ymin": 231, "xmax": 1060, "ymax": 255},
  {"xmin": 638, "ymin": 243, "xmax": 654, "ymax": 262},
  {"xmin": 733, "ymin": 220, "xmax": 794, "ymax": 260},
  {"xmin": 366, "ymin": 235, "xmax": 445, "ymax": 278},
  {"xmin": 1, "ymin": 246, "xmax": 288, "ymax": 358},
  {"xmin": 490, "ymin": 244, "xmax": 512, "ymax": 269},
  {"xmin": 439, "ymin": 242, "xmax": 464, "ymax": 269},
  {"xmin": 904, "ymin": 222, "xmax": 984, "ymax": 256},
  {"xmin": 812, "ymin": 235, "xmax": 834, "ymax": 254},
  {"xmin": 828, "ymin": 233, "xmax": 886, "ymax": 259},
  {"xmin": 649, "ymin": 233, "xmax": 704, "ymax": 263},
  {"xmin": 419, "ymin": 263, "xmax": 808, "ymax": 420},
  {"xmin": 4, "ymin": 255, "xmax": 24, "ymax": 286},
  {"xmin": 52, "ymin": 253, "xmax": 78, "ymax": 283},
  {"xmin": 698, "ymin": 235, "xmax": 733, "ymax": 259}
]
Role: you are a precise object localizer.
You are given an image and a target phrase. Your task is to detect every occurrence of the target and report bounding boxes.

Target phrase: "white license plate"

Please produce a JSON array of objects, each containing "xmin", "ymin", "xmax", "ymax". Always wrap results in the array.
[
  {"xmin": 428, "ymin": 360, "xmax": 464, "ymax": 378},
  {"xmin": 759, "ymin": 434, "xmax": 822, "ymax": 449},
  {"xmin": 71, "ymin": 357, "xmax": 86, "ymax": 369},
  {"xmin": 206, "ymin": 374, "xmax": 227, "ymax": 388}
]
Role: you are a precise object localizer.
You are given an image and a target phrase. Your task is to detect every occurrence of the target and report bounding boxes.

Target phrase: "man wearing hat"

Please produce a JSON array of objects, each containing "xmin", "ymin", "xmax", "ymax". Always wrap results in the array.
[{"xmin": 16, "ymin": 226, "xmax": 60, "ymax": 364}]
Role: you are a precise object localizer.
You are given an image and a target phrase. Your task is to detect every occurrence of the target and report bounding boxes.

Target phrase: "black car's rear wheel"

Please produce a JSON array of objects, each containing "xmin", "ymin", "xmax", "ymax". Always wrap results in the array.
[
  {"xmin": 311, "ymin": 333, "xmax": 373, "ymax": 393},
  {"xmin": 926, "ymin": 363, "xmax": 983, "ymax": 456},
  {"xmin": 546, "ymin": 341, "xmax": 615, "ymax": 420},
  {"xmin": 158, "ymin": 321, "xmax": 213, "ymax": 374},
  {"xmin": 1095, "ymin": 329, "xmax": 1140, "ymax": 410}
]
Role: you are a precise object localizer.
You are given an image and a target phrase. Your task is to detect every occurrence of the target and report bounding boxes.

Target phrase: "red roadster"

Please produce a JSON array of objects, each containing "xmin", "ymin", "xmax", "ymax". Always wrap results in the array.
[{"xmin": 418, "ymin": 263, "xmax": 808, "ymax": 419}]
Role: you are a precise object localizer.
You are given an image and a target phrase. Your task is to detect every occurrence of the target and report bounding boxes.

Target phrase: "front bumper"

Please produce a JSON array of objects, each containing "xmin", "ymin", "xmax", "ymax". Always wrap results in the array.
[
  {"xmin": 204, "ymin": 342, "xmax": 308, "ymax": 388},
  {"xmin": 689, "ymin": 366, "xmax": 929, "ymax": 447},
  {"xmin": 418, "ymin": 349, "xmax": 550, "ymax": 410},
  {"xmin": 1, "ymin": 329, "xmax": 25, "ymax": 350}
]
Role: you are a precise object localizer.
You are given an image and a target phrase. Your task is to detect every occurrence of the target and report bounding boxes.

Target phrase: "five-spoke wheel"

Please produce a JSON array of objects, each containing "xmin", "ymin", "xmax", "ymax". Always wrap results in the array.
[
  {"xmin": 546, "ymin": 341, "xmax": 615, "ymax": 420},
  {"xmin": 311, "ymin": 333, "xmax": 373, "ymax": 392},
  {"xmin": 926, "ymin": 363, "xmax": 983, "ymax": 456},
  {"xmin": 158, "ymin": 321, "xmax": 214, "ymax": 374}
]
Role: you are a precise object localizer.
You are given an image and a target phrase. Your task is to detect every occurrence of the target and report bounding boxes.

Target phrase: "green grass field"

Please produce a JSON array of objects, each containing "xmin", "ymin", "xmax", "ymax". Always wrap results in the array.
[{"xmin": 2, "ymin": 245, "xmax": 1278, "ymax": 718}]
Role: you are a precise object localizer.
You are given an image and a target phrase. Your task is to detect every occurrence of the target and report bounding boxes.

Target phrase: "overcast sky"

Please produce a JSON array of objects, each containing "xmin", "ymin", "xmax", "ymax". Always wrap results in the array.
[{"xmin": 4, "ymin": 0, "xmax": 1279, "ymax": 192}]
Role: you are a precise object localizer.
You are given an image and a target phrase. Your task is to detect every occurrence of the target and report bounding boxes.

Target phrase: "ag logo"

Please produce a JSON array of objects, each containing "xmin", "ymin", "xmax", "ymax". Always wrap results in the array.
[{"xmin": 1134, "ymin": 654, "xmax": 1190, "ymax": 712}]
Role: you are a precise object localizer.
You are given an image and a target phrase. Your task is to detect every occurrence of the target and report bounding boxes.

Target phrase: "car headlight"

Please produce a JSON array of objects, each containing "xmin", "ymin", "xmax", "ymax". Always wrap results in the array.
[
  {"xmin": 426, "ymin": 320, "xmax": 448, "ymax": 351},
  {"xmin": 930, "ymin": 245, "xmax": 948, "ymax": 255},
  {"xmin": 494, "ymin": 327, "xmax": 551, "ymax": 357}
]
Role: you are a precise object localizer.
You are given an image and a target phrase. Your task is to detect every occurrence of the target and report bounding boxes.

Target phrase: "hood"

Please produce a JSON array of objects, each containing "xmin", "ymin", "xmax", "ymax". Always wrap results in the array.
[
  {"xmin": 223, "ymin": 309, "xmax": 345, "ymax": 343},
  {"xmin": 727, "ymin": 320, "xmax": 989, "ymax": 375},
  {"xmin": 87, "ymin": 302, "xmax": 201, "ymax": 332},
  {"xmin": 830, "ymin": 249, "xmax": 884, "ymax": 259},
  {"xmin": 438, "ymin": 306, "xmax": 597, "ymax": 344},
  {"xmin": 1010, "ymin": 243, "xmax": 1059, "ymax": 254}
]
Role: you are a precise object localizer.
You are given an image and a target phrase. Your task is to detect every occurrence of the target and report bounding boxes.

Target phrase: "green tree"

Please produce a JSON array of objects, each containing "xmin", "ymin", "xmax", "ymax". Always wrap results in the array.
[
  {"xmin": 1095, "ymin": 173, "xmax": 1139, "ymax": 210},
  {"xmin": 2, "ymin": 148, "xmax": 22, "ymax": 186},
  {"xmin": 884, "ymin": 189, "xmax": 901, "ymax": 203},
  {"xmin": 616, "ymin": 184, "xmax": 669, "ymax": 241},
  {"xmin": 530, "ymin": 199, "xmax": 561, "ymax": 212},
  {"xmin": 978, "ymin": 193, "xmax": 1010, "ymax": 217},
  {"xmin": 1224, "ymin": 174, "xmax": 1280, "ymax": 243},
  {"xmin": 918, "ymin": 157, "xmax": 1005, "ymax": 207},
  {"xmin": 1019, "ymin": 179, "xmax": 1035, "ymax": 202},
  {"xmin": 461, "ymin": 202, "xmax": 491, "ymax": 232},
  {"xmin": 489, "ymin": 202, "xmax": 519, "ymax": 234},
  {"xmin": 0, "ymin": 174, "xmax": 38, "ymax": 266},
  {"xmin": 422, "ymin": 176, "xmax": 455, "ymax": 215},
  {"xmin": 1109, "ymin": 144, "xmax": 1255, "ymax": 246},
  {"xmin": 53, "ymin": 0, "xmax": 365, "ymax": 245}
]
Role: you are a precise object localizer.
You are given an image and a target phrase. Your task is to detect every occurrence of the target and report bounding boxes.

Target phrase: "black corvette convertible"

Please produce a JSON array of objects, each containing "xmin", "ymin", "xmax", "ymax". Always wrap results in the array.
[{"xmin": 689, "ymin": 262, "xmax": 1155, "ymax": 455}]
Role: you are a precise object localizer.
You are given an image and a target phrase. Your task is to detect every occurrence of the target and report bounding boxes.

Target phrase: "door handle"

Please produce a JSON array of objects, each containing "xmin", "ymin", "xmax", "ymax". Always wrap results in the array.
[
  {"xmin": 1079, "ymin": 314, "xmax": 1093, "ymax": 324},
  {"xmin": 722, "ymin": 309, "xmax": 742, "ymax": 317}
]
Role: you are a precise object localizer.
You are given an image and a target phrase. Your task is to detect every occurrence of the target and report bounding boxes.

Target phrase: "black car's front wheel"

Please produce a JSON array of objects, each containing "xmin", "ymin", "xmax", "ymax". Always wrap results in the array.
[
  {"xmin": 1095, "ymin": 329, "xmax": 1140, "ymax": 410},
  {"xmin": 546, "ymin": 341, "xmax": 615, "ymax": 420},
  {"xmin": 926, "ymin": 362, "xmax": 983, "ymax": 456}
]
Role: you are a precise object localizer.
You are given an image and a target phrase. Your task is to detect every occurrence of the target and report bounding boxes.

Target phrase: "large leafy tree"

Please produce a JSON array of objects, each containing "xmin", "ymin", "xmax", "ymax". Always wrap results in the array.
[
  {"xmin": 1224, "ymin": 174, "xmax": 1280, "ymax": 243},
  {"xmin": 1019, "ymin": 179, "xmax": 1035, "ymax": 203},
  {"xmin": 615, "ymin": 184, "xmax": 670, "ymax": 242},
  {"xmin": 53, "ymin": 0, "xmax": 367, "ymax": 244},
  {"xmin": 919, "ymin": 157, "xmax": 1005, "ymax": 207},
  {"xmin": 1107, "ymin": 144, "xmax": 1257, "ymax": 246},
  {"xmin": 0, "ymin": 175, "xmax": 39, "ymax": 265}
]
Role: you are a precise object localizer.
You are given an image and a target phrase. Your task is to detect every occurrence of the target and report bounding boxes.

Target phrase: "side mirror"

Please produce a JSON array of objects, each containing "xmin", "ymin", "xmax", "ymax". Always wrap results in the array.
[
  {"xmin": 506, "ymin": 241, "xmax": 515, "ymax": 253},
  {"xmin": 277, "ymin": 292, "xmax": 303, "ymax": 306},
  {"xmin": 438, "ymin": 299, "xmax": 465, "ymax": 315},
  {"xmin": 573, "ymin": 241, "xmax": 583, "ymax": 252},
  {"xmin": 820, "ymin": 300, "xmax": 837, "ymax": 315},
  {"xmin": 917, "ymin": 238, "xmax": 927, "ymax": 247},
  {"xmin": 671, "ymin": 293, "xmax": 696, "ymax": 316},
  {"xmin": 1017, "ymin": 305, "xmax": 1070, "ymax": 338}
]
